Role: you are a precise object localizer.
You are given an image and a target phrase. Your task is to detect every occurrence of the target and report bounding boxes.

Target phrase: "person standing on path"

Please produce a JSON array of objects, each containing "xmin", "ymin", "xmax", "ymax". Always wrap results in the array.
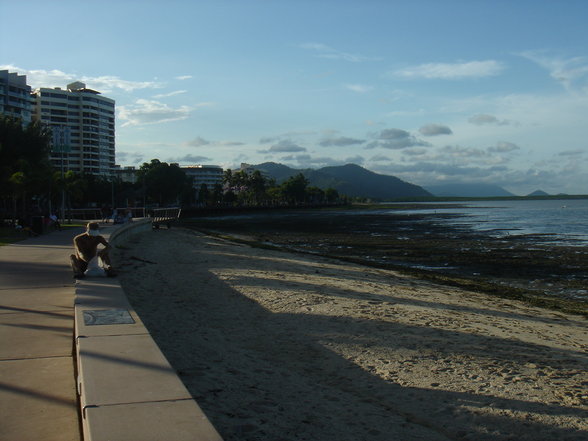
[{"xmin": 70, "ymin": 222, "xmax": 116, "ymax": 278}]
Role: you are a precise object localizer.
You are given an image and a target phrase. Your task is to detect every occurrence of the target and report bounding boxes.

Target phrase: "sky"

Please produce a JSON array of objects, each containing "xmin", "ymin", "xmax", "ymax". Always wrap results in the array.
[{"xmin": 2, "ymin": 0, "xmax": 588, "ymax": 195}]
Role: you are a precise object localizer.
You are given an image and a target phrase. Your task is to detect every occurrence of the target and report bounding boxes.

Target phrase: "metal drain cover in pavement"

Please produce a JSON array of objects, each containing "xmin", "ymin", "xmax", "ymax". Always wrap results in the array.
[{"xmin": 83, "ymin": 309, "xmax": 135, "ymax": 325}]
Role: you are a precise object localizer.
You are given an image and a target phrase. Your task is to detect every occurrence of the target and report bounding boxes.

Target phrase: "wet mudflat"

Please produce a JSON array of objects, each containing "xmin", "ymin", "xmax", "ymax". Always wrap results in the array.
[{"xmin": 182, "ymin": 206, "xmax": 588, "ymax": 315}]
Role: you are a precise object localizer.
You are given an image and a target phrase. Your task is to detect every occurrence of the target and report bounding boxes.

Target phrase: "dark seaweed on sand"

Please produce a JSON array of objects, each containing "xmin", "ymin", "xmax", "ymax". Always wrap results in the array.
[{"xmin": 181, "ymin": 206, "xmax": 588, "ymax": 317}]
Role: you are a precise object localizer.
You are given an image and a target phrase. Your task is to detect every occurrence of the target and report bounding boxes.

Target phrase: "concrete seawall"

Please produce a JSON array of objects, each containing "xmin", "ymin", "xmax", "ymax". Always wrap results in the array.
[
  {"xmin": 107, "ymin": 218, "xmax": 153, "ymax": 247},
  {"xmin": 74, "ymin": 219, "xmax": 223, "ymax": 441}
]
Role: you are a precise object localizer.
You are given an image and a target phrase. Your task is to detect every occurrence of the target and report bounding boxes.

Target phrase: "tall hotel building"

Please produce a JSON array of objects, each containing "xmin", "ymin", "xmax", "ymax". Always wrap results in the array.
[
  {"xmin": 33, "ymin": 81, "xmax": 115, "ymax": 176},
  {"xmin": 0, "ymin": 70, "xmax": 33, "ymax": 125}
]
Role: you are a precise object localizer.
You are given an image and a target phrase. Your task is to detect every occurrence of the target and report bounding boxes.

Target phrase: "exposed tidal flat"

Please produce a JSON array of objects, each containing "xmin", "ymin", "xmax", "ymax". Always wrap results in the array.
[
  {"xmin": 183, "ymin": 202, "xmax": 588, "ymax": 316},
  {"xmin": 113, "ymin": 205, "xmax": 588, "ymax": 441}
]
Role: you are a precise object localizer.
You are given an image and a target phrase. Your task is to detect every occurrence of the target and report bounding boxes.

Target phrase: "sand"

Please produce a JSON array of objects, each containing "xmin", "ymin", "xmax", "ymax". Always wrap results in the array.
[{"xmin": 113, "ymin": 228, "xmax": 588, "ymax": 441}]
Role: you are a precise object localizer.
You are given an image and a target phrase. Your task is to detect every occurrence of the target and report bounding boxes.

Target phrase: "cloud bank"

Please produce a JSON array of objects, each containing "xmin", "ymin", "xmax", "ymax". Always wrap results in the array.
[
  {"xmin": 393, "ymin": 60, "xmax": 505, "ymax": 80},
  {"xmin": 118, "ymin": 99, "xmax": 192, "ymax": 126}
]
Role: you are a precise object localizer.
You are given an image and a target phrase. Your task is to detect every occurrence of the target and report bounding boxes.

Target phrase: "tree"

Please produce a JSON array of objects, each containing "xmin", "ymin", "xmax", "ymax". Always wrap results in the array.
[
  {"xmin": 325, "ymin": 188, "xmax": 340, "ymax": 203},
  {"xmin": 197, "ymin": 183, "xmax": 209, "ymax": 205},
  {"xmin": 136, "ymin": 159, "xmax": 189, "ymax": 205},
  {"xmin": 222, "ymin": 169, "xmax": 233, "ymax": 187},
  {"xmin": 62, "ymin": 171, "xmax": 87, "ymax": 207},
  {"xmin": 248, "ymin": 170, "xmax": 267, "ymax": 204},
  {"xmin": 210, "ymin": 183, "xmax": 223, "ymax": 206},
  {"xmin": 280, "ymin": 173, "xmax": 309, "ymax": 204},
  {"xmin": 0, "ymin": 116, "xmax": 53, "ymax": 217},
  {"xmin": 306, "ymin": 186, "xmax": 325, "ymax": 204}
]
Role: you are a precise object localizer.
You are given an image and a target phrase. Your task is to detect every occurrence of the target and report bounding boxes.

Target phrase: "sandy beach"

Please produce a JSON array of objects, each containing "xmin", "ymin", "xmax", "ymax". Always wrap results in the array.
[{"xmin": 113, "ymin": 228, "xmax": 588, "ymax": 441}]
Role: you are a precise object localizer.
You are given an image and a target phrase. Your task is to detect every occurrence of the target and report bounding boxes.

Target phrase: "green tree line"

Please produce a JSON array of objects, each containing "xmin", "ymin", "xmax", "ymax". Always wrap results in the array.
[
  {"xmin": 1, "ymin": 116, "xmax": 342, "ymax": 222},
  {"xmin": 218, "ymin": 169, "xmax": 341, "ymax": 207},
  {"xmin": 0, "ymin": 116, "xmax": 136, "ymax": 219}
]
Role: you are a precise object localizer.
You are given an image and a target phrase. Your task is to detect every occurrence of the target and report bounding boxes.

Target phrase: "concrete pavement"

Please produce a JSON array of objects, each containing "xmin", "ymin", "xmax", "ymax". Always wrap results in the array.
[
  {"xmin": 0, "ymin": 227, "xmax": 83, "ymax": 441},
  {"xmin": 1, "ymin": 223, "xmax": 223, "ymax": 441}
]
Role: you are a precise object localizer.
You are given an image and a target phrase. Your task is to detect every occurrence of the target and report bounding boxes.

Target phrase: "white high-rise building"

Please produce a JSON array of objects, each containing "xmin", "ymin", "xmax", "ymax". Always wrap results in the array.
[
  {"xmin": 0, "ymin": 70, "xmax": 33, "ymax": 124},
  {"xmin": 33, "ymin": 81, "xmax": 115, "ymax": 176}
]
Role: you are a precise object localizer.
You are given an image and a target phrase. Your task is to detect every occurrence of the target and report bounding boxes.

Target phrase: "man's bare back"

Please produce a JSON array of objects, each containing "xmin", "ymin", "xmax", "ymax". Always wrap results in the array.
[{"xmin": 70, "ymin": 222, "xmax": 116, "ymax": 278}]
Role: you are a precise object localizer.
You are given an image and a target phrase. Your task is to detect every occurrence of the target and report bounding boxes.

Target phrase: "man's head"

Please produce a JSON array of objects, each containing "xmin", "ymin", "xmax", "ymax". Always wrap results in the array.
[{"xmin": 87, "ymin": 222, "xmax": 100, "ymax": 236}]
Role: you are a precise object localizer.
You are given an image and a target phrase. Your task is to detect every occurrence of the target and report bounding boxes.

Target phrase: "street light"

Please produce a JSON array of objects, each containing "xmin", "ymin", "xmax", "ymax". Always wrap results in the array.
[{"xmin": 52, "ymin": 126, "xmax": 71, "ymax": 221}]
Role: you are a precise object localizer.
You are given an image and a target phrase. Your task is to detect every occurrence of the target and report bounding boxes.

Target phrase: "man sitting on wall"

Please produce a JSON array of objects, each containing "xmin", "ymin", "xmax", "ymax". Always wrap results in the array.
[{"xmin": 70, "ymin": 222, "xmax": 117, "ymax": 278}]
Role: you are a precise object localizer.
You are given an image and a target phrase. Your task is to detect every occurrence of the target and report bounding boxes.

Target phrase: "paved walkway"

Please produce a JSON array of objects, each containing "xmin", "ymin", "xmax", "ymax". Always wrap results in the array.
[{"xmin": 0, "ymin": 227, "xmax": 83, "ymax": 441}]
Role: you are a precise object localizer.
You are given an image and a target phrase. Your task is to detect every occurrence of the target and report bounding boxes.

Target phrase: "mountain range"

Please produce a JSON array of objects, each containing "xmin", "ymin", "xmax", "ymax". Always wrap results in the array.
[
  {"xmin": 248, "ymin": 162, "xmax": 431, "ymax": 199},
  {"xmin": 248, "ymin": 162, "xmax": 518, "ymax": 199}
]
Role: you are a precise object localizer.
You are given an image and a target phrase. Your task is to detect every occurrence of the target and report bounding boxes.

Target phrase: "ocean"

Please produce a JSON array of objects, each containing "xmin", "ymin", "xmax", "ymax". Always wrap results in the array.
[{"xmin": 387, "ymin": 198, "xmax": 588, "ymax": 246}]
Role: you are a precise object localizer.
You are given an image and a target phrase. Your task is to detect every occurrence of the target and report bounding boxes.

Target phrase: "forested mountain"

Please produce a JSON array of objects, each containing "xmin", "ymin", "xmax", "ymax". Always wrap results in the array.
[{"xmin": 249, "ymin": 162, "xmax": 431, "ymax": 199}]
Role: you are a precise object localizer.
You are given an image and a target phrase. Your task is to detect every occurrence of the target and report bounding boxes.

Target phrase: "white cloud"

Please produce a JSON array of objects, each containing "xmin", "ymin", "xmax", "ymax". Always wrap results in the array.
[
  {"xmin": 217, "ymin": 141, "xmax": 245, "ymax": 146},
  {"xmin": 345, "ymin": 155, "xmax": 365, "ymax": 165},
  {"xmin": 558, "ymin": 149, "xmax": 585, "ymax": 157},
  {"xmin": 118, "ymin": 99, "xmax": 192, "ymax": 126},
  {"xmin": 441, "ymin": 145, "xmax": 486, "ymax": 159},
  {"xmin": 116, "ymin": 151, "xmax": 145, "ymax": 165},
  {"xmin": 184, "ymin": 137, "xmax": 244, "ymax": 148},
  {"xmin": 366, "ymin": 128, "xmax": 430, "ymax": 150},
  {"xmin": 175, "ymin": 75, "xmax": 193, "ymax": 80},
  {"xmin": 402, "ymin": 148, "xmax": 430, "ymax": 157},
  {"xmin": 468, "ymin": 113, "xmax": 510, "ymax": 125},
  {"xmin": 519, "ymin": 51, "xmax": 588, "ymax": 90},
  {"xmin": 280, "ymin": 154, "xmax": 347, "ymax": 169},
  {"xmin": 185, "ymin": 137, "xmax": 211, "ymax": 147},
  {"xmin": 345, "ymin": 84, "xmax": 373, "ymax": 93},
  {"xmin": 259, "ymin": 136, "xmax": 278, "ymax": 144},
  {"xmin": 488, "ymin": 141, "xmax": 520, "ymax": 153},
  {"xmin": 370, "ymin": 154, "xmax": 391, "ymax": 162},
  {"xmin": 0, "ymin": 64, "xmax": 163, "ymax": 92},
  {"xmin": 393, "ymin": 60, "xmax": 505, "ymax": 80},
  {"xmin": 170, "ymin": 154, "xmax": 212, "ymax": 164},
  {"xmin": 319, "ymin": 136, "xmax": 365, "ymax": 147},
  {"xmin": 153, "ymin": 90, "xmax": 188, "ymax": 98},
  {"xmin": 266, "ymin": 140, "xmax": 306, "ymax": 153},
  {"xmin": 84, "ymin": 75, "xmax": 163, "ymax": 93},
  {"xmin": 418, "ymin": 123, "xmax": 453, "ymax": 136},
  {"xmin": 299, "ymin": 43, "xmax": 379, "ymax": 63}
]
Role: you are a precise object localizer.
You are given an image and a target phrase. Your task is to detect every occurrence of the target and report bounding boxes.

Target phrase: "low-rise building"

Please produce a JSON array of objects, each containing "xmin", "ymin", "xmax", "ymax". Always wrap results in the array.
[
  {"xmin": 182, "ymin": 165, "xmax": 224, "ymax": 190},
  {"xmin": 113, "ymin": 165, "xmax": 138, "ymax": 184}
]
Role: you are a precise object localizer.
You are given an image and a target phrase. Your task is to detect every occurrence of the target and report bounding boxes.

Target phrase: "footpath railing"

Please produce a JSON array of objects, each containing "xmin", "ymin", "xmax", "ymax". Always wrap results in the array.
[
  {"xmin": 149, "ymin": 207, "xmax": 182, "ymax": 229},
  {"xmin": 74, "ymin": 218, "xmax": 223, "ymax": 441},
  {"xmin": 66, "ymin": 207, "xmax": 147, "ymax": 223}
]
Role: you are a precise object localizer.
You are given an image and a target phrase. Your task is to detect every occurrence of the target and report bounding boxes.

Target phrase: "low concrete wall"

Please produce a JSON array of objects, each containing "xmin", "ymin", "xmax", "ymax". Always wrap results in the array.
[
  {"xmin": 108, "ymin": 218, "xmax": 152, "ymax": 247},
  {"xmin": 74, "ymin": 220, "xmax": 223, "ymax": 441}
]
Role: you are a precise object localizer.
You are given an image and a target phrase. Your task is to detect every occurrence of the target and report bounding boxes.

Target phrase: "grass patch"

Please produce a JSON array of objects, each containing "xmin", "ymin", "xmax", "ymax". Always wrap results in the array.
[
  {"xmin": 0, "ymin": 227, "xmax": 27, "ymax": 246},
  {"xmin": 0, "ymin": 223, "xmax": 84, "ymax": 246}
]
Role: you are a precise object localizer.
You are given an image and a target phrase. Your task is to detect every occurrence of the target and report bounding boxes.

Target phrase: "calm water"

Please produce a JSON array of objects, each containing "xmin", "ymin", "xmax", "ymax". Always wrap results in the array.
[{"xmin": 388, "ymin": 199, "xmax": 588, "ymax": 246}]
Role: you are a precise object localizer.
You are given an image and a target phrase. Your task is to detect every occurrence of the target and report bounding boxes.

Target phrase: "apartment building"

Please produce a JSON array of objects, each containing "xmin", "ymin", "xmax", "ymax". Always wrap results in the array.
[
  {"xmin": 33, "ymin": 81, "xmax": 115, "ymax": 176},
  {"xmin": 0, "ymin": 70, "xmax": 33, "ymax": 124},
  {"xmin": 113, "ymin": 165, "xmax": 139, "ymax": 184},
  {"xmin": 182, "ymin": 165, "xmax": 224, "ymax": 190}
]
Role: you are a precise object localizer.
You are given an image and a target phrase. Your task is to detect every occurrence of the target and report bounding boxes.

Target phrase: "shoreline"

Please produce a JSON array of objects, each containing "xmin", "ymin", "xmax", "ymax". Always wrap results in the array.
[
  {"xmin": 113, "ymin": 228, "xmax": 587, "ymax": 441},
  {"xmin": 180, "ymin": 208, "xmax": 588, "ymax": 317}
]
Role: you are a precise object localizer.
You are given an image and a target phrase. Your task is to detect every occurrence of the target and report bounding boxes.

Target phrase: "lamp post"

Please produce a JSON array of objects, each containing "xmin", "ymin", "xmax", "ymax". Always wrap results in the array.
[{"xmin": 52, "ymin": 126, "xmax": 71, "ymax": 222}]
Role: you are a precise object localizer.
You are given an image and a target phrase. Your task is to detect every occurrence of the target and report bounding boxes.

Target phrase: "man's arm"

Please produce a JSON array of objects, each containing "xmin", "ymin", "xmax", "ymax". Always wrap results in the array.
[
  {"xmin": 96, "ymin": 236, "xmax": 111, "ymax": 257},
  {"xmin": 73, "ymin": 235, "xmax": 85, "ymax": 260}
]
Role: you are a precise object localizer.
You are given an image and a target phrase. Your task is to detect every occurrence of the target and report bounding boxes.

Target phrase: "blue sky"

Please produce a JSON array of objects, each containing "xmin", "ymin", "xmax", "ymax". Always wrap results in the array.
[{"xmin": 2, "ymin": 0, "xmax": 588, "ymax": 195}]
